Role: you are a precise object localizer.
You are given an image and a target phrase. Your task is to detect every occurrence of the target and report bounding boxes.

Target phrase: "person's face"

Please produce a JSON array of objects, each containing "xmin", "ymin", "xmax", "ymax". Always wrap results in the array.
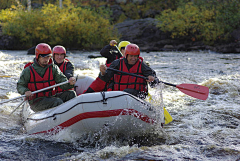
[
  {"xmin": 38, "ymin": 55, "xmax": 51, "ymax": 67},
  {"xmin": 54, "ymin": 53, "xmax": 65, "ymax": 64},
  {"xmin": 121, "ymin": 48, "xmax": 126, "ymax": 56},
  {"xmin": 127, "ymin": 55, "xmax": 138, "ymax": 65}
]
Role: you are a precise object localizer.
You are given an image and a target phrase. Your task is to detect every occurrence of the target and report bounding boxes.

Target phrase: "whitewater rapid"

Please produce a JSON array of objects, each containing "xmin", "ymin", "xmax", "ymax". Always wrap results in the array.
[{"xmin": 0, "ymin": 50, "xmax": 239, "ymax": 160}]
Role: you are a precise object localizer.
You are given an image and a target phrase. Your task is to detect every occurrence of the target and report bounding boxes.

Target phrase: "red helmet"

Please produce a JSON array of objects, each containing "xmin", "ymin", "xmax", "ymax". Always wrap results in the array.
[
  {"xmin": 35, "ymin": 43, "xmax": 52, "ymax": 59},
  {"xmin": 53, "ymin": 45, "xmax": 66, "ymax": 57},
  {"xmin": 125, "ymin": 44, "xmax": 140, "ymax": 58}
]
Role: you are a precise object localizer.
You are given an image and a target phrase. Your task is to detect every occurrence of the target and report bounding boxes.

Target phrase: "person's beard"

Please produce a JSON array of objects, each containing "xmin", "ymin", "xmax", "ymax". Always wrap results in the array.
[{"xmin": 38, "ymin": 60, "xmax": 48, "ymax": 67}]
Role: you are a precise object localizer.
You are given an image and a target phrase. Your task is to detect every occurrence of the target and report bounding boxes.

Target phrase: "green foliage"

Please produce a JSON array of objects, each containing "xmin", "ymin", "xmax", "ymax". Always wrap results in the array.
[
  {"xmin": 142, "ymin": 0, "xmax": 179, "ymax": 11},
  {"xmin": 0, "ymin": 0, "xmax": 118, "ymax": 49},
  {"xmin": 156, "ymin": 2, "xmax": 225, "ymax": 44},
  {"xmin": 116, "ymin": 13, "xmax": 128, "ymax": 24},
  {"xmin": 121, "ymin": 3, "xmax": 140, "ymax": 20},
  {"xmin": 0, "ymin": 0, "xmax": 17, "ymax": 9},
  {"xmin": 215, "ymin": 0, "xmax": 240, "ymax": 35},
  {"xmin": 116, "ymin": 0, "xmax": 180, "ymax": 23},
  {"xmin": 1, "ymin": 0, "xmax": 240, "ymax": 47},
  {"xmin": 156, "ymin": 0, "xmax": 240, "ymax": 44}
]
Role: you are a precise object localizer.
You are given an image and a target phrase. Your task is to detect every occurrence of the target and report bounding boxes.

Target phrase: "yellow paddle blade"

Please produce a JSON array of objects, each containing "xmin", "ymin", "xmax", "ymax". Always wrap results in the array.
[
  {"xmin": 148, "ymin": 93, "xmax": 153, "ymax": 101},
  {"xmin": 164, "ymin": 107, "xmax": 173, "ymax": 124},
  {"xmin": 148, "ymin": 93, "xmax": 173, "ymax": 124}
]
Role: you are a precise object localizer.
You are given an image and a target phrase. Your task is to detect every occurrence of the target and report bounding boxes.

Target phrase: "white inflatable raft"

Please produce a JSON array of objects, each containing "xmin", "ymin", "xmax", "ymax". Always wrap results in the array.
[{"xmin": 21, "ymin": 76, "xmax": 164, "ymax": 136}]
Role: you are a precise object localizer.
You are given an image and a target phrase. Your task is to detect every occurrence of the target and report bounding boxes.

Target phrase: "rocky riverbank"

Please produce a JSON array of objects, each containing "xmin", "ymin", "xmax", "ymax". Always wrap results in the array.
[
  {"xmin": 1, "ymin": 18, "xmax": 240, "ymax": 53},
  {"xmin": 115, "ymin": 18, "xmax": 240, "ymax": 53}
]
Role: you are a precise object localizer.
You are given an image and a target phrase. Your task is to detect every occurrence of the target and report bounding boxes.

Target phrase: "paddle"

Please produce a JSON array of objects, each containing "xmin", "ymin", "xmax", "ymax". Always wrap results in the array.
[
  {"xmin": 148, "ymin": 93, "xmax": 173, "ymax": 124},
  {"xmin": 108, "ymin": 46, "xmax": 173, "ymax": 124},
  {"xmin": 0, "ymin": 75, "xmax": 11, "ymax": 78},
  {"xmin": 88, "ymin": 55, "xmax": 103, "ymax": 59},
  {"xmin": 88, "ymin": 43, "xmax": 122, "ymax": 59},
  {"xmin": 0, "ymin": 80, "xmax": 69, "ymax": 105},
  {"xmin": 9, "ymin": 100, "xmax": 26, "ymax": 116},
  {"xmin": 114, "ymin": 45, "xmax": 123, "ymax": 57},
  {"xmin": 107, "ymin": 68, "xmax": 209, "ymax": 100}
]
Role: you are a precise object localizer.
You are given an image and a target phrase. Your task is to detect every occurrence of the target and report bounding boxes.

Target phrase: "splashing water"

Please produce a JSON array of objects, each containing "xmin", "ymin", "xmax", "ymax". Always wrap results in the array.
[{"xmin": 0, "ymin": 50, "xmax": 239, "ymax": 160}]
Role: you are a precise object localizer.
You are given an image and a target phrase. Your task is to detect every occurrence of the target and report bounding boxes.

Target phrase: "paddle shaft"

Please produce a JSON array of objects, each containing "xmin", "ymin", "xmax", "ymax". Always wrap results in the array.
[
  {"xmin": 115, "ymin": 45, "xmax": 123, "ymax": 57},
  {"xmin": 108, "ymin": 68, "xmax": 176, "ymax": 87},
  {"xmin": 9, "ymin": 100, "xmax": 26, "ymax": 116},
  {"xmin": 107, "ymin": 68, "xmax": 209, "ymax": 100},
  {"xmin": 0, "ymin": 80, "xmax": 69, "ymax": 104},
  {"xmin": 88, "ymin": 55, "xmax": 103, "ymax": 59},
  {"xmin": 88, "ymin": 45, "xmax": 122, "ymax": 59}
]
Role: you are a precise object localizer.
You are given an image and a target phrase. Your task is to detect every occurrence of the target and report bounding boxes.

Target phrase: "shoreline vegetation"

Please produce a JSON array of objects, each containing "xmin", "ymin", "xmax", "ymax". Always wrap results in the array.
[{"xmin": 0, "ymin": 0, "xmax": 240, "ymax": 53}]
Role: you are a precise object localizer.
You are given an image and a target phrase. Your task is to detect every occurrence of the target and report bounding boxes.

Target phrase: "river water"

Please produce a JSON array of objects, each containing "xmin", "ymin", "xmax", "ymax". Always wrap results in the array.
[{"xmin": 0, "ymin": 50, "xmax": 239, "ymax": 161}]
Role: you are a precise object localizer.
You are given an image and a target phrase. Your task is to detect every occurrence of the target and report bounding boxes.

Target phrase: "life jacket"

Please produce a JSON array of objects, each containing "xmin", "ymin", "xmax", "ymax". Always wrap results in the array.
[
  {"xmin": 58, "ymin": 59, "xmax": 70, "ymax": 74},
  {"xmin": 106, "ymin": 61, "xmax": 111, "ymax": 67},
  {"xmin": 109, "ymin": 57, "xmax": 147, "ymax": 92},
  {"xmin": 27, "ymin": 65, "xmax": 56, "ymax": 100},
  {"xmin": 24, "ymin": 62, "xmax": 33, "ymax": 69},
  {"xmin": 55, "ymin": 59, "xmax": 74, "ymax": 93}
]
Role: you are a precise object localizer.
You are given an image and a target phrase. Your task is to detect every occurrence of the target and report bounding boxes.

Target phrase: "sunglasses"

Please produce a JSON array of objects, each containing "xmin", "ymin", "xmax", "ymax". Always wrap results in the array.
[{"xmin": 39, "ymin": 54, "xmax": 52, "ymax": 58}]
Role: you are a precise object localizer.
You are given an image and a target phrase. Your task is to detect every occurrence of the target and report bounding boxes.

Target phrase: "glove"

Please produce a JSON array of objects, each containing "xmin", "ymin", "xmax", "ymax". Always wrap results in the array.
[{"xmin": 149, "ymin": 77, "xmax": 160, "ymax": 88}]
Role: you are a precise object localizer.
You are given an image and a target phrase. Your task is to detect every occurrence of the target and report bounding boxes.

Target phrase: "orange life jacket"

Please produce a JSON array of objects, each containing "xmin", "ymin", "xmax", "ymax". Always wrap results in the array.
[
  {"xmin": 110, "ymin": 57, "xmax": 147, "ymax": 92},
  {"xmin": 27, "ymin": 66, "xmax": 56, "ymax": 100}
]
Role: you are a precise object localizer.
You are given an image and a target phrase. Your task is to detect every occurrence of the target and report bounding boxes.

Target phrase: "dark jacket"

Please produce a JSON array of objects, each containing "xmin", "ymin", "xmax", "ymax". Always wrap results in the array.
[{"xmin": 100, "ymin": 45, "xmax": 122, "ymax": 64}]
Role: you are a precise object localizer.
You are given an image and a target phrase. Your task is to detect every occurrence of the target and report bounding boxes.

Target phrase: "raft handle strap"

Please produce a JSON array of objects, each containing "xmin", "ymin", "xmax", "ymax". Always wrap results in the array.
[{"xmin": 100, "ymin": 91, "xmax": 107, "ymax": 104}]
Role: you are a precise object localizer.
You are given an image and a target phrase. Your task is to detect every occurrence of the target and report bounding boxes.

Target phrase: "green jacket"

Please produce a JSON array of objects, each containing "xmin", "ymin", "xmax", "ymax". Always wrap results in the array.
[{"xmin": 17, "ymin": 58, "xmax": 74, "ymax": 104}]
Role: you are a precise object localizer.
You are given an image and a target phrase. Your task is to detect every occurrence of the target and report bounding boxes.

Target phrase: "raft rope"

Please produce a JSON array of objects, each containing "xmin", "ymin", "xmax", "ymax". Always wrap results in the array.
[
  {"xmin": 100, "ymin": 91, "xmax": 107, "ymax": 104},
  {"xmin": 27, "ymin": 93, "xmax": 154, "ymax": 121}
]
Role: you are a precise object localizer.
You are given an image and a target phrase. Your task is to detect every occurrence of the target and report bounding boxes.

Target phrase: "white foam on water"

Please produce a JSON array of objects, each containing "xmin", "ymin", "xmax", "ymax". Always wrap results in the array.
[{"xmin": 0, "ymin": 50, "xmax": 239, "ymax": 160}]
